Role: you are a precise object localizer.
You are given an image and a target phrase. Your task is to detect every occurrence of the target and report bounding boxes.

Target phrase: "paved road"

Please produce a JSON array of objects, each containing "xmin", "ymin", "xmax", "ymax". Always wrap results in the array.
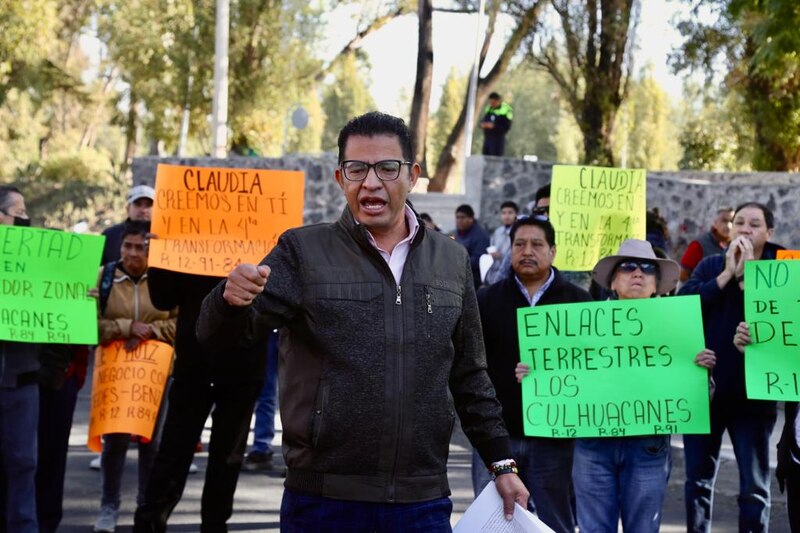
[{"xmin": 59, "ymin": 380, "xmax": 791, "ymax": 532}]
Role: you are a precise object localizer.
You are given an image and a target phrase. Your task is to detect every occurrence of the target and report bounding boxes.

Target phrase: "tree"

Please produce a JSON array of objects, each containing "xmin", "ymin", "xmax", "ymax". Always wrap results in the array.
[
  {"xmin": 428, "ymin": 68, "xmax": 467, "ymax": 170},
  {"xmin": 0, "ymin": 0, "xmax": 59, "ymax": 98},
  {"xmin": 672, "ymin": 0, "xmax": 800, "ymax": 170},
  {"xmin": 532, "ymin": 0, "xmax": 639, "ymax": 166},
  {"xmin": 486, "ymin": 61, "xmax": 563, "ymax": 161},
  {"xmin": 408, "ymin": 0, "xmax": 434, "ymax": 176},
  {"xmin": 676, "ymin": 84, "xmax": 753, "ymax": 171},
  {"xmin": 613, "ymin": 66, "xmax": 680, "ymax": 170},
  {"xmin": 428, "ymin": 0, "xmax": 550, "ymax": 192},
  {"xmin": 320, "ymin": 53, "xmax": 376, "ymax": 152}
]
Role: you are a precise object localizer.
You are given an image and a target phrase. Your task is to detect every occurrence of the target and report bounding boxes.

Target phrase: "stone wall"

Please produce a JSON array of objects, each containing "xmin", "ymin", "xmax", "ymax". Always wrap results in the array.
[
  {"xmin": 133, "ymin": 156, "xmax": 800, "ymax": 254},
  {"xmin": 476, "ymin": 159, "xmax": 800, "ymax": 255}
]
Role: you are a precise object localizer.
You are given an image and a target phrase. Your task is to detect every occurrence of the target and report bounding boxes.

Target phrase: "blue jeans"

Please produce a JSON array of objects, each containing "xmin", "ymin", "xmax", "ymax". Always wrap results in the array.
[
  {"xmin": 0, "ymin": 383, "xmax": 39, "ymax": 533},
  {"xmin": 37, "ymin": 375, "xmax": 80, "ymax": 532},
  {"xmin": 683, "ymin": 402, "xmax": 777, "ymax": 533},
  {"xmin": 252, "ymin": 331, "xmax": 279, "ymax": 454},
  {"xmin": 572, "ymin": 436, "xmax": 671, "ymax": 533},
  {"xmin": 280, "ymin": 489, "xmax": 452, "ymax": 532},
  {"xmin": 101, "ymin": 433, "xmax": 158, "ymax": 510},
  {"xmin": 471, "ymin": 437, "xmax": 575, "ymax": 533}
]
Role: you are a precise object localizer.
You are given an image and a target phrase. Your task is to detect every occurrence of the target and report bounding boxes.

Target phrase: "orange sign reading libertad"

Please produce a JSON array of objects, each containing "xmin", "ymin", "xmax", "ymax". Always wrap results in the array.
[
  {"xmin": 87, "ymin": 340, "xmax": 174, "ymax": 452},
  {"xmin": 777, "ymin": 250, "xmax": 800, "ymax": 260},
  {"xmin": 148, "ymin": 164, "xmax": 305, "ymax": 276}
]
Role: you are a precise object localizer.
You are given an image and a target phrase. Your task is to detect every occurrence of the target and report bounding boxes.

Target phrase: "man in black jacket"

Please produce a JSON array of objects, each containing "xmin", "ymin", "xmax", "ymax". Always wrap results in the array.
[
  {"xmin": 0, "ymin": 185, "xmax": 39, "ymax": 533},
  {"xmin": 197, "ymin": 112, "xmax": 527, "ymax": 530},
  {"xmin": 474, "ymin": 215, "xmax": 592, "ymax": 533},
  {"xmin": 133, "ymin": 270, "xmax": 266, "ymax": 533}
]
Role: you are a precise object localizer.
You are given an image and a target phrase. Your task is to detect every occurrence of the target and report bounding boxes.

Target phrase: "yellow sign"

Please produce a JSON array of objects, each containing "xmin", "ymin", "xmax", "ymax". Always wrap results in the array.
[
  {"xmin": 149, "ymin": 164, "xmax": 305, "ymax": 276},
  {"xmin": 87, "ymin": 340, "xmax": 173, "ymax": 451},
  {"xmin": 550, "ymin": 165, "xmax": 646, "ymax": 271}
]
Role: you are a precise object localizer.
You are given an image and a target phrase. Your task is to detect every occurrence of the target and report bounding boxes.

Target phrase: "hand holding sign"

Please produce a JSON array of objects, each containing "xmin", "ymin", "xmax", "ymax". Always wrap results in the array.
[
  {"xmin": 88, "ymin": 340, "xmax": 174, "ymax": 451},
  {"xmin": 517, "ymin": 296, "xmax": 709, "ymax": 438},
  {"xmin": 733, "ymin": 322, "xmax": 752, "ymax": 354},
  {"xmin": 0, "ymin": 226, "xmax": 103, "ymax": 344},
  {"xmin": 550, "ymin": 165, "xmax": 646, "ymax": 271},
  {"xmin": 149, "ymin": 164, "xmax": 304, "ymax": 277},
  {"xmin": 743, "ymin": 260, "xmax": 800, "ymax": 400}
]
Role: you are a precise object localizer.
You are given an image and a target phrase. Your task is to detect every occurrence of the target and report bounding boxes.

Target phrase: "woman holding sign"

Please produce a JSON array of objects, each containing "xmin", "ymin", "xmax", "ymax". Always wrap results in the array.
[
  {"xmin": 518, "ymin": 239, "xmax": 715, "ymax": 532},
  {"xmin": 92, "ymin": 221, "xmax": 177, "ymax": 533},
  {"xmin": 580, "ymin": 240, "xmax": 715, "ymax": 532}
]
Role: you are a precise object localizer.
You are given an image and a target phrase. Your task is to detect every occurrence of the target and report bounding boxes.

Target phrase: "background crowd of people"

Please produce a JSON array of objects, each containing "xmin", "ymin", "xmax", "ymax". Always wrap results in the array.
[{"xmin": 0, "ymin": 111, "xmax": 796, "ymax": 533}]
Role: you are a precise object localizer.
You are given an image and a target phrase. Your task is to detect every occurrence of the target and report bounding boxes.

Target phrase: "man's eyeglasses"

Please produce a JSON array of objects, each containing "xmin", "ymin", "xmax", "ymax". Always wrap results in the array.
[
  {"xmin": 340, "ymin": 160, "xmax": 412, "ymax": 182},
  {"xmin": 532, "ymin": 206, "xmax": 549, "ymax": 216},
  {"xmin": 616, "ymin": 261, "xmax": 658, "ymax": 275}
]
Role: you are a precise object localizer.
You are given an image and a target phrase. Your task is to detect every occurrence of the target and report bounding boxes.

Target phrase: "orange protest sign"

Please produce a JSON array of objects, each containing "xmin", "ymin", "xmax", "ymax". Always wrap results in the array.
[
  {"xmin": 87, "ymin": 340, "xmax": 174, "ymax": 452},
  {"xmin": 148, "ymin": 164, "xmax": 305, "ymax": 276},
  {"xmin": 777, "ymin": 250, "xmax": 800, "ymax": 260}
]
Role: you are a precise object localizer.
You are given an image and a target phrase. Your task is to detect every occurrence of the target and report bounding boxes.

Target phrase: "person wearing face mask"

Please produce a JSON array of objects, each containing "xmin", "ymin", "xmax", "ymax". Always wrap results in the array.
[
  {"xmin": 0, "ymin": 185, "xmax": 39, "ymax": 532},
  {"xmin": 679, "ymin": 202, "xmax": 784, "ymax": 533}
]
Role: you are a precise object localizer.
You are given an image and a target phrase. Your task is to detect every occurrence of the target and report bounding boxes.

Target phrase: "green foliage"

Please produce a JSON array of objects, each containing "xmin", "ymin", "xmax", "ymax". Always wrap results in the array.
[
  {"xmin": 614, "ymin": 67, "xmax": 681, "ymax": 170},
  {"xmin": 497, "ymin": 62, "xmax": 562, "ymax": 161},
  {"xmin": 673, "ymin": 0, "xmax": 800, "ymax": 170},
  {"xmin": 0, "ymin": 0, "xmax": 58, "ymax": 90},
  {"xmin": 321, "ymin": 53, "xmax": 376, "ymax": 152},
  {"xmin": 677, "ymin": 85, "xmax": 753, "ymax": 171},
  {"xmin": 429, "ymin": 68, "xmax": 467, "ymax": 169}
]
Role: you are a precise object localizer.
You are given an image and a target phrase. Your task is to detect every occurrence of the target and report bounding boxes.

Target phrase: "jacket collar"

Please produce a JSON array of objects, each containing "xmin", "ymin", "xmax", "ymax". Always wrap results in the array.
[{"xmin": 337, "ymin": 203, "xmax": 426, "ymax": 250}]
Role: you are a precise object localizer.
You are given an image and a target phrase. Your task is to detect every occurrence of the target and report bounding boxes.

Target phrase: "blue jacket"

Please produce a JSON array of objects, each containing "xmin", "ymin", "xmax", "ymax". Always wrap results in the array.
[
  {"xmin": 455, "ymin": 221, "xmax": 490, "ymax": 289},
  {"xmin": 678, "ymin": 242, "xmax": 783, "ymax": 411}
]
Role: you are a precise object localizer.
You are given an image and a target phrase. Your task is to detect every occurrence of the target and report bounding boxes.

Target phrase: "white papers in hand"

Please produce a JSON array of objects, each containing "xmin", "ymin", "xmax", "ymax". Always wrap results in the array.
[{"xmin": 453, "ymin": 482, "xmax": 555, "ymax": 533}]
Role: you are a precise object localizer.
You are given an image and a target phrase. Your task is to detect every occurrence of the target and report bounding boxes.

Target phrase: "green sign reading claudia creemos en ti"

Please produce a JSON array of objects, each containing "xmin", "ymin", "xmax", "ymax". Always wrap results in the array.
[
  {"xmin": 0, "ymin": 226, "xmax": 104, "ymax": 344},
  {"xmin": 517, "ymin": 296, "xmax": 710, "ymax": 438},
  {"xmin": 744, "ymin": 260, "xmax": 800, "ymax": 401}
]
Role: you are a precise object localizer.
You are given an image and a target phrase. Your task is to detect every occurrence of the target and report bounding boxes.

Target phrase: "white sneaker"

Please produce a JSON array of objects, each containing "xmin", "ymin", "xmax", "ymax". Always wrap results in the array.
[
  {"xmin": 93, "ymin": 505, "xmax": 118, "ymax": 532},
  {"xmin": 90, "ymin": 456, "xmax": 102, "ymax": 470},
  {"xmin": 188, "ymin": 462, "xmax": 199, "ymax": 474}
]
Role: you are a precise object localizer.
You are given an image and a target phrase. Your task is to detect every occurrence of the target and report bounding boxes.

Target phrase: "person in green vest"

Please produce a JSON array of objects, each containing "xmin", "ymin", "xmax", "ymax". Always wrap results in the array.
[{"xmin": 480, "ymin": 92, "xmax": 513, "ymax": 156}]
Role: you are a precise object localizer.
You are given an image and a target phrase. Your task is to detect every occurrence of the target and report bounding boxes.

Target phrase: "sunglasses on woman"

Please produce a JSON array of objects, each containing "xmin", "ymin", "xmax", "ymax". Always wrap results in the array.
[{"xmin": 616, "ymin": 261, "xmax": 658, "ymax": 275}]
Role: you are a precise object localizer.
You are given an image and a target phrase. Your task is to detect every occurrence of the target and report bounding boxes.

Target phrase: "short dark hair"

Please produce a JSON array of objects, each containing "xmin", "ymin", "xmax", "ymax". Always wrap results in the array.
[
  {"xmin": 734, "ymin": 202, "xmax": 775, "ymax": 229},
  {"xmin": 510, "ymin": 216, "xmax": 556, "ymax": 247},
  {"xmin": 535, "ymin": 184, "xmax": 550, "ymax": 204},
  {"xmin": 500, "ymin": 201, "xmax": 519, "ymax": 213},
  {"xmin": 121, "ymin": 220, "xmax": 151, "ymax": 240},
  {"xmin": 0, "ymin": 185, "xmax": 22, "ymax": 212},
  {"xmin": 419, "ymin": 213, "xmax": 433, "ymax": 223},
  {"xmin": 488, "ymin": 92, "xmax": 501, "ymax": 100},
  {"xmin": 337, "ymin": 112, "xmax": 413, "ymax": 164},
  {"xmin": 455, "ymin": 204, "xmax": 475, "ymax": 218}
]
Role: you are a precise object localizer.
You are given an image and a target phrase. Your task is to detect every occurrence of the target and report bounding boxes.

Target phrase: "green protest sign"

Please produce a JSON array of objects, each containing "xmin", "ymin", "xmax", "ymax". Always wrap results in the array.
[
  {"xmin": 517, "ymin": 296, "xmax": 709, "ymax": 438},
  {"xmin": 744, "ymin": 260, "xmax": 800, "ymax": 400},
  {"xmin": 0, "ymin": 226, "xmax": 104, "ymax": 344},
  {"xmin": 550, "ymin": 165, "xmax": 646, "ymax": 271}
]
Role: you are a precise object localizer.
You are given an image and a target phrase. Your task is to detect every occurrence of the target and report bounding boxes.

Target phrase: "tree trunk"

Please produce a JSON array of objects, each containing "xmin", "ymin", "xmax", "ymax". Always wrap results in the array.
[
  {"xmin": 121, "ymin": 88, "xmax": 138, "ymax": 180},
  {"xmin": 428, "ymin": 0, "xmax": 547, "ymax": 192},
  {"xmin": 409, "ymin": 0, "xmax": 434, "ymax": 177}
]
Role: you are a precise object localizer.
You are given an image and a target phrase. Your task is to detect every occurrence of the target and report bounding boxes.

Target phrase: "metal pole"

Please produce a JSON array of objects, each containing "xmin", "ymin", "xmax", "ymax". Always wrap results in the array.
[
  {"xmin": 211, "ymin": 0, "xmax": 229, "ymax": 157},
  {"xmin": 463, "ymin": 0, "xmax": 485, "ymax": 158}
]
